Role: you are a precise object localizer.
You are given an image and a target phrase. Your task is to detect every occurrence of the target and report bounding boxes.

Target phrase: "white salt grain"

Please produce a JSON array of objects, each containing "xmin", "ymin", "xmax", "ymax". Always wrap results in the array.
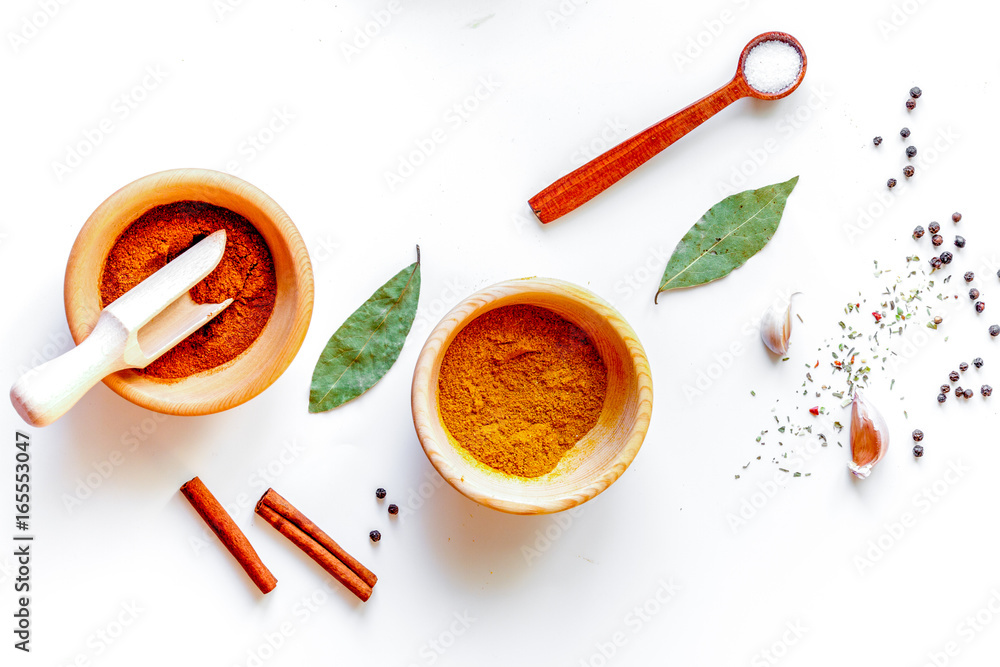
[{"xmin": 743, "ymin": 40, "xmax": 802, "ymax": 94}]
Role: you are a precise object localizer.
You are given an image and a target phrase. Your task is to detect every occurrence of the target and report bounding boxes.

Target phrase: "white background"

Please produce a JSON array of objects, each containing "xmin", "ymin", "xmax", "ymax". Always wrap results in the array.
[{"xmin": 3, "ymin": 0, "xmax": 999, "ymax": 665}]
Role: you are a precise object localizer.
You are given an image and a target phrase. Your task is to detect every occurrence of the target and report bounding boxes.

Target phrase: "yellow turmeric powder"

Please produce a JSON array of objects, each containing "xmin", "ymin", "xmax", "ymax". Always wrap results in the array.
[{"xmin": 437, "ymin": 305, "xmax": 607, "ymax": 477}]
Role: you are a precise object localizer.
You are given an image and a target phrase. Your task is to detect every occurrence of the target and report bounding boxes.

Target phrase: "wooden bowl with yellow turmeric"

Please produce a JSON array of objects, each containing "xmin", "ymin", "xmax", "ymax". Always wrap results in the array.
[{"xmin": 411, "ymin": 278, "xmax": 653, "ymax": 515}]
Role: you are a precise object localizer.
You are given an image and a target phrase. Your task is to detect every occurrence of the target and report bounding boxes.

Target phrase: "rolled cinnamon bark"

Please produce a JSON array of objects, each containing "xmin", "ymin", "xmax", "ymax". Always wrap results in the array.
[
  {"xmin": 255, "ymin": 488, "xmax": 376, "ymax": 601},
  {"xmin": 180, "ymin": 477, "xmax": 277, "ymax": 594},
  {"xmin": 258, "ymin": 488, "xmax": 377, "ymax": 588}
]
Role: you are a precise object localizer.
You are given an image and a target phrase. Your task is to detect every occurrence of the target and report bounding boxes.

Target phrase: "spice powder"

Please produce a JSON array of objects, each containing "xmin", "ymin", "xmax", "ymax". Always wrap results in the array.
[
  {"xmin": 437, "ymin": 304, "xmax": 608, "ymax": 478},
  {"xmin": 99, "ymin": 201, "xmax": 277, "ymax": 380}
]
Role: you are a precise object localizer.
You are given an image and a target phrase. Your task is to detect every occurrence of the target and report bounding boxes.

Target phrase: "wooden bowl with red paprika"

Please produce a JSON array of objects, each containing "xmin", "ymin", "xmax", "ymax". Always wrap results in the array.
[
  {"xmin": 64, "ymin": 168, "xmax": 313, "ymax": 416},
  {"xmin": 411, "ymin": 278, "xmax": 653, "ymax": 515}
]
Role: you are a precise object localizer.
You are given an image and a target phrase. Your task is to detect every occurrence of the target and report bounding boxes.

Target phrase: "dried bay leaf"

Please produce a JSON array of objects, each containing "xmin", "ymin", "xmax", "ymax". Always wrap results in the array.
[
  {"xmin": 655, "ymin": 176, "xmax": 799, "ymax": 302},
  {"xmin": 309, "ymin": 247, "xmax": 421, "ymax": 413}
]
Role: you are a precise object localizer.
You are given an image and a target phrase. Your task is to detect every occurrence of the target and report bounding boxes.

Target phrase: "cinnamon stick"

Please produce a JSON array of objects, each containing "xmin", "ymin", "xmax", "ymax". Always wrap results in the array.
[
  {"xmin": 255, "ymin": 488, "xmax": 375, "ymax": 601},
  {"xmin": 180, "ymin": 477, "xmax": 277, "ymax": 594}
]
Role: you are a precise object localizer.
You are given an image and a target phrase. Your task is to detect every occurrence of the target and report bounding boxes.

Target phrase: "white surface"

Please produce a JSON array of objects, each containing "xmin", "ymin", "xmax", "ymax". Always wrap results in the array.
[{"xmin": 2, "ymin": 1, "xmax": 999, "ymax": 665}]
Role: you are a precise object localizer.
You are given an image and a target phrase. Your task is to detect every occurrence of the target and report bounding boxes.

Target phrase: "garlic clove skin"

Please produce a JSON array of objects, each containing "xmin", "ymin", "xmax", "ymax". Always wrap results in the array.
[
  {"xmin": 760, "ymin": 301, "xmax": 792, "ymax": 355},
  {"xmin": 848, "ymin": 390, "xmax": 889, "ymax": 479}
]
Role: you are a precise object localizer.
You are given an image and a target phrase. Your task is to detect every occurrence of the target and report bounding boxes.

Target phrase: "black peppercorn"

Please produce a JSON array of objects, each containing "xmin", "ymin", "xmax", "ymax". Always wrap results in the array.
[
  {"xmin": 955, "ymin": 236, "xmax": 966, "ymax": 248},
  {"xmin": 941, "ymin": 384, "xmax": 950, "ymax": 393},
  {"xmin": 913, "ymin": 444, "xmax": 924, "ymax": 458},
  {"xmin": 965, "ymin": 388, "xmax": 974, "ymax": 399},
  {"xmin": 388, "ymin": 504, "xmax": 398, "ymax": 515},
  {"xmin": 900, "ymin": 127, "xmax": 911, "ymax": 138},
  {"xmin": 939, "ymin": 251, "xmax": 953, "ymax": 264},
  {"xmin": 906, "ymin": 145, "xmax": 917, "ymax": 158},
  {"xmin": 934, "ymin": 316, "xmax": 944, "ymax": 325},
  {"xmin": 960, "ymin": 362, "xmax": 969, "ymax": 372},
  {"xmin": 873, "ymin": 136, "xmax": 883, "ymax": 146},
  {"xmin": 974, "ymin": 357, "xmax": 984, "ymax": 368},
  {"xmin": 887, "ymin": 178, "xmax": 897, "ymax": 189},
  {"xmin": 932, "ymin": 235, "xmax": 944, "ymax": 247},
  {"xmin": 930, "ymin": 257, "xmax": 943, "ymax": 269},
  {"xmin": 956, "ymin": 386, "xmax": 964, "ymax": 396},
  {"xmin": 965, "ymin": 272, "xmax": 975, "ymax": 282},
  {"xmin": 991, "ymin": 324, "xmax": 1000, "ymax": 337},
  {"xmin": 375, "ymin": 487, "xmax": 387, "ymax": 499},
  {"xmin": 928, "ymin": 221, "xmax": 941, "ymax": 234},
  {"xmin": 950, "ymin": 370, "xmax": 960, "ymax": 382},
  {"xmin": 983, "ymin": 385, "xmax": 993, "ymax": 397},
  {"xmin": 903, "ymin": 165, "xmax": 915, "ymax": 178},
  {"xmin": 971, "ymin": 288, "xmax": 980, "ymax": 300},
  {"xmin": 906, "ymin": 98, "xmax": 916, "ymax": 111},
  {"xmin": 953, "ymin": 212, "xmax": 962, "ymax": 223},
  {"xmin": 912, "ymin": 429, "xmax": 924, "ymax": 442},
  {"xmin": 910, "ymin": 86, "xmax": 922, "ymax": 99},
  {"xmin": 913, "ymin": 225, "xmax": 925, "ymax": 239},
  {"xmin": 977, "ymin": 301, "xmax": 986, "ymax": 314},
  {"xmin": 938, "ymin": 393, "xmax": 947, "ymax": 403},
  {"xmin": 370, "ymin": 530, "xmax": 381, "ymax": 542}
]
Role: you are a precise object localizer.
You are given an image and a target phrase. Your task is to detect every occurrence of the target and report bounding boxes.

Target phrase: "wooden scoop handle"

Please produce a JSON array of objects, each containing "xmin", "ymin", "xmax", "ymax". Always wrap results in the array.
[
  {"xmin": 10, "ymin": 317, "xmax": 130, "ymax": 427},
  {"xmin": 528, "ymin": 76, "xmax": 750, "ymax": 224}
]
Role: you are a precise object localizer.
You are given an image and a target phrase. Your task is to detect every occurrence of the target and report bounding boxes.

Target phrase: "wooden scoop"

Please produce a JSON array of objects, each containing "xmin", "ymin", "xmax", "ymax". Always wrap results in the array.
[
  {"xmin": 10, "ymin": 230, "xmax": 233, "ymax": 427},
  {"xmin": 528, "ymin": 31, "xmax": 807, "ymax": 224}
]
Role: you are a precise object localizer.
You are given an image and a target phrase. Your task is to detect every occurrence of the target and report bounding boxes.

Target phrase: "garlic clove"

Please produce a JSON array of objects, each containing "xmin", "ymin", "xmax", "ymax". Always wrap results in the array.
[
  {"xmin": 848, "ymin": 390, "xmax": 889, "ymax": 479},
  {"xmin": 760, "ymin": 300, "xmax": 793, "ymax": 355}
]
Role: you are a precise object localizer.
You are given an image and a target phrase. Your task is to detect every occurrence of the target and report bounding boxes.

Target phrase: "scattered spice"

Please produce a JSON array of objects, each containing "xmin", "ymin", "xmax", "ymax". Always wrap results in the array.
[
  {"xmin": 903, "ymin": 165, "xmax": 915, "ymax": 178},
  {"xmin": 913, "ymin": 444, "xmax": 924, "ymax": 457},
  {"xmin": 370, "ymin": 530, "xmax": 381, "ymax": 543},
  {"xmin": 900, "ymin": 127, "xmax": 911, "ymax": 138},
  {"xmin": 906, "ymin": 98, "xmax": 916, "ymax": 111},
  {"xmin": 938, "ymin": 393, "xmax": 947, "ymax": 403},
  {"xmin": 977, "ymin": 302, "xmax": 986, "ymax": 314},
  {"xmin": 974, "ymin": 357, "xmax": 984, "ymax": 368},
  {"xmin": 912, "ymin": 429, "xmax": 924, "ymax": 442},
  {"xmin": 971, "ymin": 288, "xmax": 981, "ymax": 300},
  {"xmin": 940, "ymin": 384, "xmax": 950, "ymax": 394},
  {"xmin": 375, "ymin": 488, "xmax": 386, "ymax": 500},
  {"xmin": 955, "ymin": 236, "xmax": 966, "ymax": 248},
  {"xmin": 438, "ymin": 305, "xmax": 608, "ymax": 478},
  {"xmin": 964, "ymin": 388, "xmax": 974, "ymax": 399},
  {"xmin": 100, "ymin": 201, "xmax": 277, "ymax": 380},
  {"xmin": 965, "ymin": 272, "xmax": 975, "ymax": 282},
  {"xmin": 906, "ymin": 146, "xmax": 917, "ymax": 158},
  {"xmin": 913, "ymin": 226, "xmax": 925, "ymax": 239},
  {"xmin": 932, "ymin": 235, "xmax": 944, "ymax": 247},
  {"xmin": 387, "ymin": 504, "xmax": 398, "ymax": 515},
  {"xmin": 928, "ymin": 222, "xmax": 941, "ymax": 234},
  {"xmin": 910, "ymin": 87, "xmax": 922, "ymax": 99},
  {"xmin": 873, "ymin": 136, "xmax": 883, "ymax": 146},
  {"xmin": 939, "ymin": 251, "xmax": 952, "ymax": 263},
  {"xmin": 950, "ymin": 371, "xmax": 960, "ymax": 382},
  {"xmin": 887, "ymin": 178, "xmax": 897, "ymax": 189},
  {"xmin": 990, "ymin": 325, "xmax": 999, "ymax": 337},
  {"xmin": 983, "ymin": 385, "xmax": 993, "ymax": 397},
  {"xmin": 953, "ymin": 212, "xmax": 962, "ymax": 223}
]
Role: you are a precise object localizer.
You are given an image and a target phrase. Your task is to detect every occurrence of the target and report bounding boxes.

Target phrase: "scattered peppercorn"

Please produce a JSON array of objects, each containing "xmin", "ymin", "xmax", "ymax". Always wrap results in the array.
[
  {"xmin": 903, "ymin": 165, "xmax": 915, "ymax": 178},
  {"xmin": 906, "ymin": 146, "xmax": 917, "ymax": 158},
  {"xmin": 887, "ymin": 178, "xmax": 897, "ymax": 189},
  {"xmin": 930, "ymin": 257, "xmax": 943, "ymax": 269},
  {"xmin": 938, "ymin": 393, "xmax": 947, "ymax": 403},
  {"xmin": 900, "ymin": 127, "xmax": 911, "ymax": 138},
  {"xmin": 370, "ymin": 530, "xmax": 381, "ymax": 542},
  {"xmin": 934, "ymin": 316, "xmax": 944, "ymax": 325},
  {"xmin": 974, "ymin": 357, "xmax": 984, "ymax": 368},
  {"xmin": 873, "ymin": 136, "xmax": 883, "ymax": 146},
  {"xmin": 983, "ymin": 385, "xmax": 993, "ymax": 397},
  {"xmin": 388, "ymin": 504, "xmax": 398, "ymax": 515},
  {"xmin": 965, "ymin": 272, "xmax": 975, "ymax": 282},
  {"xmin": 977, "ymin": 301, "xmax": 986, "ymax": 314},
  {"xmin": 956, "ymin": 386, "xmax": 964, "ymax": 396},
  {"xmin": 912, "ymin": 429, "xmax": 924, "ymax": 441},
  {"xmin": 906, "ymin": 98, "xmax": 916, "ymax": 111},
  {"xmin": 928, "ymin": 221, "xmax": 940, "ymax": 234},
  {"xmin": 964, "ymin": 388, "xmax": 974, "ymax": 399},
  {"xmin": 939, "ymin": 251, "xmax": 953, "ymax": 263},
  {"xmin": 950, "ymin": 371, "xmax": 960, "ymax": 382},
  {"xmin": 955, "ymin": 236, "xmax": 966, "ymax": 248},
  {"xmin": 375, "ymin": 487, "xmax": 387, "ymax": 499},
  {"xmin": 960, "ymin": 362, "xmax": 969, "ymax": 372},
  {"xmin": 932, "ymin": 235, "xmax": 944, "ymax": 247},
  {"xmin": 913, "ymin": 225, "xmax": 925, "ymax": 239},
  {"xmin": 971, "ymin": 288, "xmax": 981, "ymax": 300},
  {"xmin": 941, "ymin": 384, "xmax": 950, "ymax": 393},
  {"xmin": 913, "ymin": 444, "xmax": 924, "ymax": 457},
  {"xmin": 991, "ymin": 324, "xmax": 1000, "ymax": 337},
  {"xmin": 953, "ymin": 212, "xmax": 962, "ymax": 223},
  {"xmin": 910, "ymin": 86, "xmax": 922, "ymax": 99}
]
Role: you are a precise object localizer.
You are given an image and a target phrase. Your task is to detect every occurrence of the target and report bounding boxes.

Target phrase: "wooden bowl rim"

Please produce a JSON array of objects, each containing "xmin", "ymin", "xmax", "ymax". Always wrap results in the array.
[
  {"xmin": 63, "ymin": 168, "xmax": 314, "ymax": 416},
  {"xmin": 411, "ymin": 277, "xmax": 653, "ymax": 515}
]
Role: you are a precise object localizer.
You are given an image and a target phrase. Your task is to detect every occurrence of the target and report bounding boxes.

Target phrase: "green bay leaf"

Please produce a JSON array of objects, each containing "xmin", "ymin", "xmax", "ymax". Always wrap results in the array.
[
  {"xmin": 309, "ymin": 247, "xmax": 421, "ymax": 413},
  {"xmin": 655, "ymin": 175, "xmax": 798, "ymax": 302}
]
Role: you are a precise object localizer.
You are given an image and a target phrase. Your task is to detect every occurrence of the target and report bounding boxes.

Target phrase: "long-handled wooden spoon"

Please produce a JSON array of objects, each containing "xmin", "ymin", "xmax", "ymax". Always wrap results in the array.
[
  {"xmin": 10, "ymin": 230, "xmax": 233, "ymax": 427},
  {"xmin": 528, "ymin": 31, "xmax": 807, "ymax": 224}
]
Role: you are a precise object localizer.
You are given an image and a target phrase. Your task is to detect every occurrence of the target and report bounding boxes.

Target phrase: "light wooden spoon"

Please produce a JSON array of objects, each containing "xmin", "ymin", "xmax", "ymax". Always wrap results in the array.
[{"xmin": 10, "ymin": 230, "xmax": 232, "ymax": 427}]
